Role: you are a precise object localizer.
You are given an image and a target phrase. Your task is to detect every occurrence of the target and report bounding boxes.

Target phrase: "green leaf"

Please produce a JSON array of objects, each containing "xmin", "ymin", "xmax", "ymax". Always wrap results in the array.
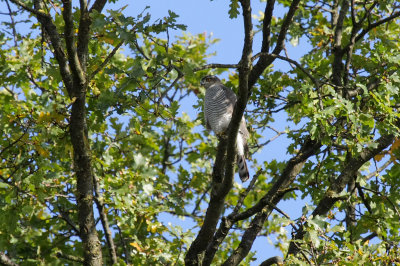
[{"xmin": 229, "ymin": 0, "xmax": 240, "ymax": 18}]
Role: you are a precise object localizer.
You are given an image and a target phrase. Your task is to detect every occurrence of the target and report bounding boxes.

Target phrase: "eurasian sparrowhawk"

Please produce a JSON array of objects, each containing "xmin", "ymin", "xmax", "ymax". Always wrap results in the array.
[{"xmin": 201, "ymin": 75, "xmax": 249, "ymax": 182}]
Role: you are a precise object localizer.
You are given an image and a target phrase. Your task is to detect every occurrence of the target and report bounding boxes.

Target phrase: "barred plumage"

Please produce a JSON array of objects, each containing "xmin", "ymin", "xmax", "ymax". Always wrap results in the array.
[{"xmin": 201, "ymin": 75, "xmax": 249, "ymax": 182}]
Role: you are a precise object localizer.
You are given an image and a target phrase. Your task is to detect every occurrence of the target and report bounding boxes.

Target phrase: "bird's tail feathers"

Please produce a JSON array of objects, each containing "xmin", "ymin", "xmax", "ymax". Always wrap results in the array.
[{"xmin": 237, "ymin": 155, "xmax": 249, "ymax": 182}]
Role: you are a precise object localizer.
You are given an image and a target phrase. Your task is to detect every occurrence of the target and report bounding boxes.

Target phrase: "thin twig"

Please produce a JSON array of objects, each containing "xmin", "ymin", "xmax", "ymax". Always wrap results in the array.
[
  {"xmin": 232, "ymin": 169, "xmax": 263, "ymax": 214},
  {"xmin": 93, "ymin": 175, "xmax": 118, "ymax": 264},
  {"xmin": 252, "ymin": 52, "xmax": 320, "ymax": 90},
  {"xmin": 89, "ymin": 40, "xmax": 124, "ymax": 81},
  {"xmin": 193, "ymin": 63, "xmax": 240, "ymax": 72},
  {"xmin": 56, "ymin": 252, "xmax": 84, "ymax": 263},
  {"xmin": 366, "ymin": 159, "xmax": 392, "ymax": 180},
  {"xmin": 9, "ymin": 0, "xmax": 50, "ymax": 18},
  {"xmin": 5, "ymin": 0, "xmax": 18, "ymax": 46}
]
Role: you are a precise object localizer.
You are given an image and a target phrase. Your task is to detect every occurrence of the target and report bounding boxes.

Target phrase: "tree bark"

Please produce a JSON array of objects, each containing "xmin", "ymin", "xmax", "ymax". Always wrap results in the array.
[{"xmin": 8, "ymin": 0, "xmax": 108, "ymax": 264}]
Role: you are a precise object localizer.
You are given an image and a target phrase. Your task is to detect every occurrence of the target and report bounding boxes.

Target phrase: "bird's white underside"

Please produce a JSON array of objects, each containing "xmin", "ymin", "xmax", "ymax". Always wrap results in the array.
[
  {"xmin": 211, "ymin": 113, "xmax": 246, "ymax": 156},
  {"xmin": 212, "ymin": 113, "xmax": 232, "ymax": 134}
]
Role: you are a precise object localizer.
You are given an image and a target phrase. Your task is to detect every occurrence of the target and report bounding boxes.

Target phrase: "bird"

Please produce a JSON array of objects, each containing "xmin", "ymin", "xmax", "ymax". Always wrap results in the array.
[{"xmin": 201, "ymin": 75, "xmax": 250, "ymax": 182}]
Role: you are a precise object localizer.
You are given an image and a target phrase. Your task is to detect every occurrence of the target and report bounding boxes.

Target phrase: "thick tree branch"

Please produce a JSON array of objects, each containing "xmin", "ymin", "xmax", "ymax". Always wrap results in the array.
[
  {"xmin": 202, "ymin": 170, "xmax": 262, "ymax": 265},
  {"xmin": 221, "ymin": 138, "xmax": 321, "ymax": 266},
  {"xmin": 29, "ymin": 0, "xmax": 74, "ymax": 97},
  {"xmin": 234, "ymin": 139, "xmax": 320, "ymax": 222},
  {"xmin": 70, "ymin": 98, "xmax": 102, "ymax": 265},
  {"xmin": 212, "ymin": 137, "xmax": 228, "ymax": 183},
  {"xmin": 345, "ymin": 176, "xmax": 357, "ymax": 242},
  {"xmin": 185, "ymin": 1, "xmax": 253, "ymax": 264},
  {"xmin": 184, "ymin": 173, "xmax": 229, "ymax": 265},
  {"xmin": 260, "ymin": 0, "xmax": 275, "ymax": 54},
  {"xmin": 331, "ymin": 0, "xmax": 349, "ymax": 88},
  {"xmin": 260, "ymin": 256, "xmax": 283, "ymax": 266},
  {"xmin": 287, "ymin": 133, "xmax": 394, "ymax": 256},
  {"xmin": 77, "ymin": 0, "xmax": 90, "ymax": 72},
  {"xmin": 59, "ymin": 0, "xmax": 103, "ymax": 264},
  {"xmin": 89, "ymin": 0, "xmax": 107, "ymax": 13},
  {"xmin": 62, "ymin": 0, "xmax": 86, "ymax": 90}
]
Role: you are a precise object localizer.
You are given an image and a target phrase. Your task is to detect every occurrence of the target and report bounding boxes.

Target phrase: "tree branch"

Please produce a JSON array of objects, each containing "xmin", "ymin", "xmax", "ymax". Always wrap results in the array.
[
  {"xmin": 9, "ymin": 0, "xmax": 50, "ymax": 19},
  {"xmin": 93, "ymin": 175, "xmax": 117, "ymax": 264},
  {"xmin": 221, "ymin": 138, "xmax": 321, "ymax": 265},
  {"xmin": 287, "ymin": 133, "xmax": 394, "ymax": 256},
  {"xmin": 365, "ymin": 159, "xmax": 392, "ymax": 180},
  {"xmin": 62, "ymin": 0, "xmax": 103, "ymax": 263},
  {"xmin": 260, "ymin": 0, "xmax": 275, "ymax": 54},
  {"xmin": 193, "ymin": 63, "xmax": 239, "ymax": 72},
  {"xmin": 5, "ymin": 0, "xmax": 18, "ymax": 46},
  {"xmin": 89, "ymin": 40, "xmax": 124, "ymax": 81},
  {"xmin": 252, "ymin": 52, "xmax": 320, "ymax": 90},
  {"xmin": 56, "ymin": 252, "xmax": 84, "ymax": 263},
  {"xmin": 203, "ymin": 170, "xmax": 263, "ymax": 265},
  {"xmin": 25, "ymin": 0, "xmax": 75, "ymax": 97},
  {"xmin": 77, "ymin": 0, "xmax": 91, "ymax": 72},
  {"xmin": 260, "ymin": 256, "xmax": 283, "ymax": 266},
  {"xmin": 62, "ymin": 0, "xmax": 86, "ymax": 90},
  {"xmin": 331, "ymin": 0, "xmax": 349, "ymax": 88},
  {"xmin": 248, "ymin": 0, "xmax": 301, "ymax": 92},
  {"xmin": 353, "ymin": 10, "xmax": 400, "ymax": 46},
  {"xmin": 0, "ymin": 252, "xmax": 18, "ymax": 266},
  {"xmin": 89, "ymin": 0, "xmax": 107, "ymax": 13},
  {"xmin": 185, "ymin": 1, "xmax": 254, "ymax": 264},
  {"xmin": 59, "ymin": 207, "xmax": 80, "ymax": 235}
]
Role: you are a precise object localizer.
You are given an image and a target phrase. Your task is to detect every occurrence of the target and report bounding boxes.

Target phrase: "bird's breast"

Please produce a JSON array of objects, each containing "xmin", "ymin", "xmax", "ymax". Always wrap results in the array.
[{"xmin": 204, "ymin": 87, "xmax": 233, "ymax": 134}]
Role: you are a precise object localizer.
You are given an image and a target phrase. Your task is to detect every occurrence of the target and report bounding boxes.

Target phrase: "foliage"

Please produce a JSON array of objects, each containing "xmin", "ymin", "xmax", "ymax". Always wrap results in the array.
[{"xmin": 0, "ymin": 0, "xmax": 400, "ymax": 265}]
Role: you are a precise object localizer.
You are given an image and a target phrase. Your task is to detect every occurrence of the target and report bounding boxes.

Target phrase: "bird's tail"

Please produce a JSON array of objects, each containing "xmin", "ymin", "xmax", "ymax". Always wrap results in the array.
[{"xmin": 237, "ymin": 155, "xmax": 249, "ymax": 182}]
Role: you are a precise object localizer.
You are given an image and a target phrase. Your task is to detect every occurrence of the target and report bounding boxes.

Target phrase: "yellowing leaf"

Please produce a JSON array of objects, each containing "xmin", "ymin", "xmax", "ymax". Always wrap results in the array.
[
  {"xmin": 37, "ymin": 209, "xmax": 46, "ymax": 220},
  {"xmin": 100, "ymin": 36, "xmax": 115, "ymax": 45},
  {"xmin": 391, "ymin": 138, "xmax": 400, "ymax": 152},
  {"xmin": 52, "ymin": 113, "xmax": 65, "ymax": 122},
  {"xmin": 374, "ymin": 153, "xmax": 385, "ymax": 162},
  {"xmin": 38, "ymin": 111, "xmax": 51, "ymax": 123},
  {"xmin": 92, "ymin": 86, "xmax": 100, "ymax": 96},
  {"xmin": 36, "ymin": 145, "xmax": 50, "ymax": 158},
  {"xmin": 129, "ymin": 242, "xmax": 143, "ymax": 252},
  {"xmin": 147, "ymin": 224, "xmax": 157, "ymax": 233},
  {"xmin": 38, "ymin": 111, "xmax": 45, "ymax": 122}
]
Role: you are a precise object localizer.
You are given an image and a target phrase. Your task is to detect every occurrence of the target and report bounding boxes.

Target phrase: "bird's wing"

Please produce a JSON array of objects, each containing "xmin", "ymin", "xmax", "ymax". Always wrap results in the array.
[{"xmin": 221, "ymin": 85, "xmax": 237, "ymax": 106}]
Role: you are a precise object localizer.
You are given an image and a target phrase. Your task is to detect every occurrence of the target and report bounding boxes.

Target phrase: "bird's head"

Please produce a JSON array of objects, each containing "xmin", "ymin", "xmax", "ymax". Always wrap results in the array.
[{"xmin": 200, "ymin": 75, "xmax": 221, "ymax": 89}]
